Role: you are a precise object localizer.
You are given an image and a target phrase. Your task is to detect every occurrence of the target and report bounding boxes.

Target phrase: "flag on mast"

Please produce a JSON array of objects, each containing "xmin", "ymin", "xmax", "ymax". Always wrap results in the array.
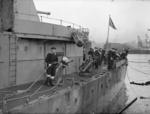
[
  {"xmin": 109, "ymin": 16, "xmax": 117, "ymax": 30},
  {"xmin": 104, "ymin": 15, "xmax": 117, "ymax": 50}
]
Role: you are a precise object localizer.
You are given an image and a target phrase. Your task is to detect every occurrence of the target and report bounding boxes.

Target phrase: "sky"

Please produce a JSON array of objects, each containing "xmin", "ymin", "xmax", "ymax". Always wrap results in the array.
[{"xmin": 33, "ymin": 0, "xmax": 150, "ymax": 43}]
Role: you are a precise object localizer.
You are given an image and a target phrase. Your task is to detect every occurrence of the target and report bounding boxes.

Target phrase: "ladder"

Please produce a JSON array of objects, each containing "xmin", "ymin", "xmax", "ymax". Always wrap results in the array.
[{"xmin": 8, "ymin": 34, "xmax": 17, "ymax": 86}]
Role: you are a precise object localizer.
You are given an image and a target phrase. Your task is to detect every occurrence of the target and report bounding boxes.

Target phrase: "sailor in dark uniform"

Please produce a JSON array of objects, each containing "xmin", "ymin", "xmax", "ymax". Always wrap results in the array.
[
  {"xmin": 124, "ymin": 48, "xmax": 129, "ymax": 59},
  {"xmin": 120, "ymin": 48, "xmax": 129, "ymax": 60},
  {"xmin": 88, "ymin": 48, "xmax": 94, "ymax": 60},
  {"xmin": 45, "ymin": 47, "xmax": 58, "ymax": 86},
  {"xmin": 107, "ymin": 49, "xmax": 114, "ymax": 70},
  {"xmin": 101, "ymin": 49, "xmax": 106, "ymax": 65},
  {"xmin": 94, "ymin": 47, "xmax": 100, "ymax": 69},
  {"xmin": 83, "ymin": 48, "xmax": 86, "ymax": 61},
  {"xmin": 98, "ymin": 48, "xmax": 102, "ymax": 65},
  {"xmin": 112, "ymin": 48, "xmax": 120, "ymax": 60}
]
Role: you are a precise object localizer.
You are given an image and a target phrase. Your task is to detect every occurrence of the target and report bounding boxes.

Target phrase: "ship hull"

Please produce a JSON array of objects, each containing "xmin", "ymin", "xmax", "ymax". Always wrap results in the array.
[{"xmin": 8, "ymin": 62, "xmax": 127, "ymax": 114}]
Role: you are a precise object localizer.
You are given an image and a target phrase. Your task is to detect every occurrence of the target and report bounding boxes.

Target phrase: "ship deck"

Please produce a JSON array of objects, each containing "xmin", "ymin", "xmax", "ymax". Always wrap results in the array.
[{"xmin": 0, "ymin": 67, "xmax": 107, "ymax": 111}]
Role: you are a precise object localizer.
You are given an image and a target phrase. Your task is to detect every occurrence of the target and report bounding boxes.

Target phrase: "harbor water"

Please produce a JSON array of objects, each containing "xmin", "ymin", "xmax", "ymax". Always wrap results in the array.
[{"xmin": 124, "ymin": 54, "xmax": 150, "ymax": 114}]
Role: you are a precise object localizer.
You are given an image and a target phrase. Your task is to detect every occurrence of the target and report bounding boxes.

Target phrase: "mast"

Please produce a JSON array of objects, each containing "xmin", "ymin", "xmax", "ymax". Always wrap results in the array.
[{"xmin": 104, "ymin": 15, "xmax": 110, "ymax": 51}]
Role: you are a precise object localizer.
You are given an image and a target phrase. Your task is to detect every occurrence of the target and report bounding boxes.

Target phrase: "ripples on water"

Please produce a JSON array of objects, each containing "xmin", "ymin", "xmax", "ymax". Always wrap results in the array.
[{"xmin": 124, "ymin": 54, "xmax": 150, "ymax": 114}]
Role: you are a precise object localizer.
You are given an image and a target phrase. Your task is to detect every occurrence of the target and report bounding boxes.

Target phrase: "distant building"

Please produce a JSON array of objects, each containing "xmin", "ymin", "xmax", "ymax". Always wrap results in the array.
[{"xmin": 137, "ymin": 35, "xmax": 150, "ymax": 49}]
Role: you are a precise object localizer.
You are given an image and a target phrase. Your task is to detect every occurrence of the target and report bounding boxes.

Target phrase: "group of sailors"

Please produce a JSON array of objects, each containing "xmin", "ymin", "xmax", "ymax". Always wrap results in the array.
[
  {"xmin": 87, "ymin": 47, "xmax": 106, "ymax": 69},
  {"xmin": 44, "ymin": 46, "xmax": 129, "ymax": 87},
  {"xmin": 86, "ymin": 47, "xmax": 129, "ymax": 70}
]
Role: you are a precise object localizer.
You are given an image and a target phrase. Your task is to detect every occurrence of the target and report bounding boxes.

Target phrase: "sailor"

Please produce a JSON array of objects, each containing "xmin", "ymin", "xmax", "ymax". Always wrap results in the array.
[
  {"xmin": 45, "ymin": 47, "xmax": 58, "ymax": 86},
  {"xmin": 83, "ymin": 48, "xmax": 86, "ymax": 61},
  {"xmin": 120, "ymin": 48, "xmax": 129, "ymax": 60},
  {"xmin": 94, "ymin": 47, "xmax": 100, "ymax": 69},
  {"xmin": 107, "ymin": 49, "xmax": 114, "ymax": 70},
  {"xmin": 101, "ymin": 49, "xmax": 106, "ymax": 65},
  {"xmin": 112, "ymin": 48, "xmax": 120, "ymax": 60},
  {"xmin": 88, "ymin": 48, "xmax": 94, "ymax": 60},
  {"xmin": 124, "ymin": 48, "xmax": 129, "ymax": 58},
  {"xmin": 98, "ymin": 48, "xmax": 102, "ymax": 65}
]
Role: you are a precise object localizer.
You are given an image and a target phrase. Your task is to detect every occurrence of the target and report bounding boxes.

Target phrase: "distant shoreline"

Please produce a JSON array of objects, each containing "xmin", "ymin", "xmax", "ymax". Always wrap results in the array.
[{"xmin": 129, "ymin": 49, "xmax": 150, "ymax": 54}]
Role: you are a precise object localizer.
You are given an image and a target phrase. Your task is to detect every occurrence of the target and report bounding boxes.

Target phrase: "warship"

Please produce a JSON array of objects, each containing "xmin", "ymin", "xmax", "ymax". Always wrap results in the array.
[{"xmin": 0, "ymin": 0, "xmax": 128, "ymax": 113}]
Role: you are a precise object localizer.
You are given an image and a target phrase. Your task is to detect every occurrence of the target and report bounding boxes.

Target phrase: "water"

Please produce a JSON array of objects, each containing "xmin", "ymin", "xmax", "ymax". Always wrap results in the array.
[{"xmin": 124, "ymin": 54, "xmax": 150, "ymax": 114}]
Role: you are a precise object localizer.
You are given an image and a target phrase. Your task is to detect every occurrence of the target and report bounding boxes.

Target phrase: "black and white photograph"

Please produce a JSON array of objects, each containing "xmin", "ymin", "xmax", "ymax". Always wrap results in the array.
[{"xmin": 0, "ymin": 0, "xmax": 150, "ymax": 114}]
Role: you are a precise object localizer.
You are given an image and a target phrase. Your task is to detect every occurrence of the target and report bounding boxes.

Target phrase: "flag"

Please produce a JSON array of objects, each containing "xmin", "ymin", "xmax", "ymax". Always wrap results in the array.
[{"xmin": 109, "ymin": 17, "xmax": 117, "ymax": 30}]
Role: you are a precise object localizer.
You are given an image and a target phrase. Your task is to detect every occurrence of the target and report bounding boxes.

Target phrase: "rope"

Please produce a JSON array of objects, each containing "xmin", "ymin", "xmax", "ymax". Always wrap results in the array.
[
  {"xmin": 28, "ymin": 64, "xmax": 63, "ymax": 99},
  {"xmin": 6, "ymin": 62, "xmax": 60, "ymax": 97},
  {"xmin": 23, "ymin": 72, "xmax": 45, "ymax": 93},
  {"xmin": 1, "ymin": 63, "xmax": 55, "ymax": 100},
  {"xmin": 29, "ymin": 85, "xmax": 57, "ymax": 100},
  {"xmin": 29, "ymin": 62, "xmax": 72, "ymax": 98},
  {"xmin": 6, "ymin": 71, "xmax": 103, "ymax": 103},
  {"xmin": 28, "ymin": 84, "xmax": 44, "ymax": 98},
  {"xmin": 6, "ymin": 63, "xmax": 63, "ymax": 102},
  {"xmin": 129, "ymin": 65, "xmax": 150, "ymax": 76},
  {"xmin": 0, "ymin": 72, "xmax": 45, "ymax": 97},
  {"xmin": 6, "ymin": 85, "xmax": 57, "ymax": 103}
]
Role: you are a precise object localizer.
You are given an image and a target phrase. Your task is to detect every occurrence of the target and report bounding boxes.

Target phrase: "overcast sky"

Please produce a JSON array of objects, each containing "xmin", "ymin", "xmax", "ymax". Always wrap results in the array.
[{"xmin": 33, "ymin": 0, "xmax": 150, "ymax": 43}]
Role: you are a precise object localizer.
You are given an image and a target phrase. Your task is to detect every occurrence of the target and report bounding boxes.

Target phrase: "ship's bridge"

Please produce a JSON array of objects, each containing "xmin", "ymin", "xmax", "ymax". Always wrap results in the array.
[{"xmin": 0, "ymin": 0, "xmax": 89, "ymax": 41}]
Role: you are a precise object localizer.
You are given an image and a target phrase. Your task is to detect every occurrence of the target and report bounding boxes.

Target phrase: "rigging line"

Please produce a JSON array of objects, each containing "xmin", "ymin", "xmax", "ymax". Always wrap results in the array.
[
  {"xmin": 2, "ymin": 64, "xmax": 53, "ymax": 97},
  {"xmin": 28, "ymin": 84, "xmax": 44, "ymax": 99},
  {"xmin": 5, "ymin": 72, "xmax": 103, "ymax": 103},
  {"xmin": 5, "ymin": 85, "xmax": 57, "ymax": 103},
  {"xmin": 129, "ymin": 65, "xmax": 150, "ymax": 76},
  {"xmin": 24, "ymin": 72, "xmax": 45, "ymax": 93},
  {"xmin": 11, "ymin": 63, "xmax": 59, "ymax": 96},
  {"xmin": 29, "ymin": 69, "xmax": 64, "ymax": 99}
]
